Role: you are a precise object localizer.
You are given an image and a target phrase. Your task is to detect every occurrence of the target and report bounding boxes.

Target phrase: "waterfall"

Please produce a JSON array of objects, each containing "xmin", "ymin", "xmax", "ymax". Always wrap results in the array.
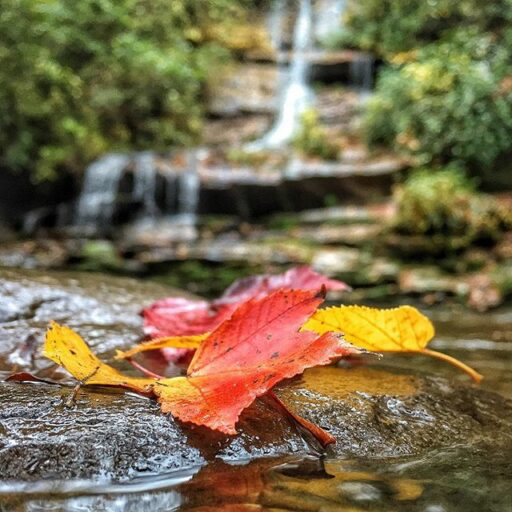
[
  {"xmin": 176, "ymin": 152, "xmax": 200, "ymax": 224},
  {"xmin": 75, "ymin": 153, "xmax": 129, "ymax": 230},
  {"xmin": 133, "ymin": 151, "xmax": 159, "ymax": 220},
  {"xmin": 267, "ymin": 0, "xmax": 286, "ymax": 52},
  {"xmin": 350, "ymin": 53, "xmax": 374, "ymax": 96},
  {"xmin": 248, "ymin": 0, "xmax": 314, "ymax": 150},
  {"xmin": 315, "ymin": 0, "xmax": 346, "ymax": 43}
]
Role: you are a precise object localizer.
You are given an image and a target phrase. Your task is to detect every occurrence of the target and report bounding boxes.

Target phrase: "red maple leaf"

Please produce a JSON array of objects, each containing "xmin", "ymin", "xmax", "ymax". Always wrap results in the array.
[
  {"xmin": 153, "ymin": 288, "xmax": 361, "ymax": 439},
  {"xmin": 142, "ymin": 266, "xmax": 349, "ymax": 362},
  {"xmin": 41, "ymin": 289, "xmax": 362, "ymax": 444}
]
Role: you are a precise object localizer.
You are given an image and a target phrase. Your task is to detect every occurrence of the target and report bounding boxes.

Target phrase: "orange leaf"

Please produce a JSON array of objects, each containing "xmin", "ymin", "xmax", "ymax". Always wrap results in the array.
[
  {"xmin": 155, "ymin": 288, "xmax": 362, "ymax": 434},
  {"xmin": 115, "ymin": 334, "xmax": 207, "ymax": 360}
]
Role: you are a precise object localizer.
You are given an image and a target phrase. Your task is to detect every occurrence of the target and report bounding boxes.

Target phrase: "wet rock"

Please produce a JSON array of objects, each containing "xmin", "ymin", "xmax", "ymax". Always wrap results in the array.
[
  {"xmin": 0, "ymin": 240, "xmax": 74, "ymax": 270},
  {"xmin": 311, "ymin": 248, "xmax": 401, "ymax": 287},
  {"xmin": 276, "ymin": 367, "xmax": 512, "ymax": 458},
  {"xmin": 0, "ymin": 383, "xmax": 312, "ymax": 481},
  {"xmin": 0, "ymin": 268, "xmax": 190, "ymax": 372},
  {"xmin": 296, "ymin": 203, "xmax": 395, "ymax": 225},
  {"xmin": 398, "ymin": 267, "xmax": 470, "ymax": 298},
  {"xmin": 1, "ymin": 268, "xmax": 511, "ymax": 483},
  {"xmin": 135, "ymin": 238, "xmax": 312, "ymax": 267},
  {"xmin": 311, "ymin": 247, "xmax": 363, "ymax": 277},
  {"xmin": 289, "ymin": 224, "xmax": 382, "ymax": 246},
  {"xmin": 1, "ymin": 366, "xmax": 511, "ymax": 481}
]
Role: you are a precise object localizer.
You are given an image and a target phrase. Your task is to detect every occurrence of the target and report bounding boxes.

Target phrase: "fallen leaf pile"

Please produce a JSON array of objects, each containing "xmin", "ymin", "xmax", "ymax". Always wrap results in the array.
[
  {"xmin": 142, "ymin": 266, "xmax": 349, "ymax": 361},
  {"xmin": 9, "ymin": 265, "xmax": 483, "ymax": 443},
  {"xmin": 42, "ymin": 287, "xmax": 362, "ymax": 441}
]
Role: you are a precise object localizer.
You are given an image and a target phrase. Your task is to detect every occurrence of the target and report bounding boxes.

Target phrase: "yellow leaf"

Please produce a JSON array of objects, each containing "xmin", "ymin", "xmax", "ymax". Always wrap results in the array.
[
  {"xmin": 115, "ymin": 334, "xmax": 207, "ymax": 360},
  {"xmin": 43, "ymin": 321, "xmax": 154, "ymax": 393},
  {"xmin": 303, "ymin": 305, "xmax": 482, "ymax": 382},
  {"xmin": 304, "ymin": 305, "xmax": 434, "ymax": 352}
]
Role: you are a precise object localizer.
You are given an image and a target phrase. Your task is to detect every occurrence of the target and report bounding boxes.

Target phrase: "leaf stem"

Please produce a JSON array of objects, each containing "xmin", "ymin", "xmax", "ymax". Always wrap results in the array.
[
  {"xmin": 126, "ymin": 358, "xmax": 164, "ymax": 380},
  {"xmin": 421, "ymin": 348, "xmax": 483, "ymax": 383},
  {"xmin": 268, "ymin": 391, "xmax": 335, "ymax": 448}
]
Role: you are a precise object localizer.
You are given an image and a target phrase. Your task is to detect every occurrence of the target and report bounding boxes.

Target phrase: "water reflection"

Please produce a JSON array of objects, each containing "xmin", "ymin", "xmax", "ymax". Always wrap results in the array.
[{"xmin": 5, "ymin": 447, "xmax": 512, "ymax": 511}]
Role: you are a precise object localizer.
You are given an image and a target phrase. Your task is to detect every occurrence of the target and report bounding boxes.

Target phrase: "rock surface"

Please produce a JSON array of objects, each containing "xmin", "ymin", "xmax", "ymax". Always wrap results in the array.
[
  {"xmin": 0, "ymin": 383, "xmax": 312, "ymax": 481},
  {"xmin": 1, "ymin": 268, "xmax": 511, "ymax": 482},
  {"xmin": 0, "ymin": 268, "xmax": 188, "ymax": 370}
]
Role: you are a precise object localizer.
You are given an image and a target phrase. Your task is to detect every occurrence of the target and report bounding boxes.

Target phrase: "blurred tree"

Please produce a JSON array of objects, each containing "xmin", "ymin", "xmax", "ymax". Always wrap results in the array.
[
  {"xmin": 334, "ymin": 0, "xmax": 512, "ymax": 175},
  {"xmin": 340, "ymin": 0, "xmax": 512, "ymax": 57},
  {"xmin": 364, "ymin": 32, "xmax": 512, "ymax": 171},
  {"xmin": 0, "ymin": 0, "xmax": 243, "ymax": 180}
]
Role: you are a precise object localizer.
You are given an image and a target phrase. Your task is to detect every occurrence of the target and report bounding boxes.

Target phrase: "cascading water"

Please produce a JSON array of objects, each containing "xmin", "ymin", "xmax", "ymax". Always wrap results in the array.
[
  {"xmin": 176, "ymin": 152, "xmax": 200, "ymax": 224},
  {"xmin": 350, "ymin": 53, "xmax": 374, "ymax": 96},
  {"xmin": 248, "ymin": 0, "xmax": 314, "ymax": 150},
  {"xmin": 75, "ymin": 153, "xmax": 130, "ymax": 231},
  {"xmin": 74, "ymin": 149, "xmax": 201, "ymax": 237},
  {"xmin": 267, "ymin": 0, "xmax": 286, "ymax": 54},
  {"xmin": 133, "ymin": 152, "xmax": 159, "ymax": 220},
  {"xmin": 315, "ymin": 0, "xmax": 346, "ymax": 44}
]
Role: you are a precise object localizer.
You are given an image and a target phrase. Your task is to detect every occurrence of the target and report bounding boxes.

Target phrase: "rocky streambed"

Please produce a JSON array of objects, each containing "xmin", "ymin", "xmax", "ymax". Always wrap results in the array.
[{"xmin": 0, "ymin": 268, "xmax": 511, "ymax": 510}]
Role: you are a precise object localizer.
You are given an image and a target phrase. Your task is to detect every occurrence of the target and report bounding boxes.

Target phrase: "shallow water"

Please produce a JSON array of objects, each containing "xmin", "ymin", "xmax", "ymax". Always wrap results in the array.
[
  {"xmin": 1, "ymin": 305, "xmax": 511, "ymax": 511},
  {"xmin": 2, "ymin": 449, "xmax": 511, "ymax": 511}
]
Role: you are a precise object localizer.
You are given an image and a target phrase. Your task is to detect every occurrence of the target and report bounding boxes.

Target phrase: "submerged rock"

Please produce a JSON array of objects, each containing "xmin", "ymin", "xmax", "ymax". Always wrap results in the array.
[{"xmin": 0, "ymin": 268, "xmax": 511, "ymax": 482}]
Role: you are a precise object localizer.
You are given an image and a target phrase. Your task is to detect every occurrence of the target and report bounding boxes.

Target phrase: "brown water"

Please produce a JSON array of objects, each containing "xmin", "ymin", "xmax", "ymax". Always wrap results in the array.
[{"xmin": 1, "ymin": 305, "xmax": 511, "ymax": 512}]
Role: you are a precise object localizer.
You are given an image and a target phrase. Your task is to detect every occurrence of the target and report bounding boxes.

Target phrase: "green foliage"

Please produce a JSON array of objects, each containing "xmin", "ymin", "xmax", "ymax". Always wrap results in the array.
[
  {"xmin": 292, "ymin": 109, "xmax": 340, "ymax": 161},
  {"xmin": 391, "ymin": 167, "xmax": 508, "ymax": 251},
  {"xmin": 363, "ymin": 33, "xmax": 512, "ymax": 170},
  {"xmin": 0, "ymin": 0, "xmax": 241, "ymax": 180},
  {"xmin": 342, "ymin": 0, "xmax": 512, "ymax": 56},
  {"xmin": 338, "ymin": 0, "xmax": 512, "ymax": 173}
]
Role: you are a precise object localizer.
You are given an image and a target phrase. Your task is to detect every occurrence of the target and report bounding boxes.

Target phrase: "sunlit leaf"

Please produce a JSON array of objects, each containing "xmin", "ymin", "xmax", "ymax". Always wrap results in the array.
[
  {"xmin": 303, "ymin": 305, "xmax": 482, "ymax": 382},
  {"xmin": 115, "ymin": 334, "xmax": 207, "ymax": 360},
  {"xmin": 43, "ymin": 321, "xmax": 154, "ymax": 393}
]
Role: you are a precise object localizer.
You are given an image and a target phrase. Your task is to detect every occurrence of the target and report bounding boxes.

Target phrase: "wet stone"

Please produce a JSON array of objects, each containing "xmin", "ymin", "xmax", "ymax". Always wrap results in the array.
[
  {"xmin": 1, "ymin": 268, "xmax": 512, "ymax": 482},
  {"xmin": 0, "ymin": 268, "xmax": 191, "ymax": 369},
  {"xmin": 0, "ymin": 383, "xmax": 313, "ymax": 482},
  {"xmin": 275, "ymin": 367, "xmax": 512, "ymax": 458}
]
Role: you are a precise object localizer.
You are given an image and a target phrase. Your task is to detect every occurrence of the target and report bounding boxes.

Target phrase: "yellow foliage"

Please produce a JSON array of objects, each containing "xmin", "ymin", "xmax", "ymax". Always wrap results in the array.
[
  {"xmin": 43, "ymin": 322, "xmax": 153, "ymax": 393},
  {"xmin": 304, "ymin": 305, "xmax": 482, "ymax": 382},
  {"xmin": 116, "ymin": 334, "xmax": 207, "ymax": 360},
  {"xmin": 304, "ymin": 305, "xmax": 434, "ymax": 352}
]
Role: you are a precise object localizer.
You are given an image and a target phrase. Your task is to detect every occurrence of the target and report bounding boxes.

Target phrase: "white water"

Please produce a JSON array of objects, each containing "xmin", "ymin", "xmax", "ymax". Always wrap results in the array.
[
  {"xmin": 133, "ymin": 152, "xmax": 159, "ymax": 220},
  {"xmin": 350, "ymin": 52, "xmax": 374, "ymax": 97},
  {"xmin": 248, "ymin": 0, "xmax": 314, "ymax": 150},
  {"xmin": 176, "ymin": 152, "xmax": 200, "ymax": 224},
  {"xmin": 315, "ymin": 0, "xmax": 346, "ymax": 43},
  {"xmin": 75, "ymin": 150, "xmax": 201, "ymax": 234},
  {"xmin": 75, "ymin": 154, "xmax": 130, "ymax": 229},
  {"xmin": 267, "ymin": 0, "xmax": 286, "ymax": 52}
]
